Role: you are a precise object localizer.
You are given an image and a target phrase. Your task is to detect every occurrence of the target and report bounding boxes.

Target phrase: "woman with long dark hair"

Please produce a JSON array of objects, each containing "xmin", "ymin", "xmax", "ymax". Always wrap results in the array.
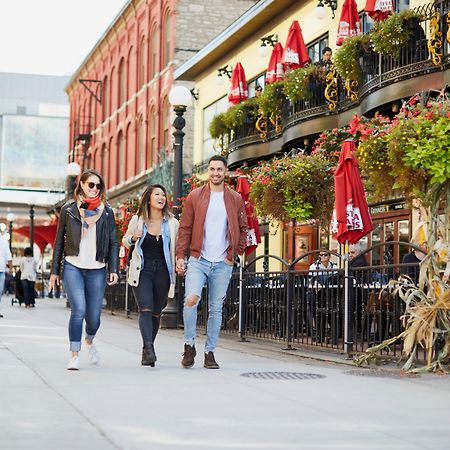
[
  {"xmin": 50, "ymin": 169, "xmax": 119, "ymax": 370},
  {"xmin": 122, "ymin": 184, "xmax": 178, "ymax": 367}
]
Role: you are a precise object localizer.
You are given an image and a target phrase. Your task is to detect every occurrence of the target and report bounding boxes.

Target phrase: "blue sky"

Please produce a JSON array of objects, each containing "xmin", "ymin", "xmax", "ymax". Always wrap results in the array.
[{"xmin": 0, "ymin": 0, "xmax": 128, "ymax": 76}]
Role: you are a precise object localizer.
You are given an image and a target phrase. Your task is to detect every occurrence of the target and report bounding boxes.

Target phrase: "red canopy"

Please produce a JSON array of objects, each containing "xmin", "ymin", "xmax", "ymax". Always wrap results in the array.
[
  {"xmin": 236, "ymin": 176, "xmax": 261, "ymax": 256},
  {"xmin": 14, "ymin": 225, "xmax": 58, "ymax": 253},
  {"xmin": 336, "ymin": 0, "xmax": 362, "ymax": 46},
  {"xmin": 228, "ymin": 62, "xmax": 249, "ymax": 105},
  {"xmin": 331, "ymin": 140, "xmax": 373, "ymax": 244},
  {"xmin": 365, "ymin": 0, "xmax": 393, "ymax": 21},
  {"xmin": 282, "ymin": 21, "xmax": 309, "ymax": 70},
  {"xmin": 266, "ymin": 42, "xmax": 285, "ymax": 84}
]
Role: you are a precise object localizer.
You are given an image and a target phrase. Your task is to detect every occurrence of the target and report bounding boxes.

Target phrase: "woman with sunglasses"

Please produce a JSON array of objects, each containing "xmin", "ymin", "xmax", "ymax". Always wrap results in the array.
[
  {"xmin": 50, "ymin": 169, "xmax": 119, "ymax": 370},
  {"xmin": 122, "ymin": 184, "xmax": 178, "ymax": 367}
]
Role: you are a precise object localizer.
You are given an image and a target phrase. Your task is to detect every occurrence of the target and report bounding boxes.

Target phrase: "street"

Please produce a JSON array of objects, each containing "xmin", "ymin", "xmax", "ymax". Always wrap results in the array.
[{"xmin": 1, "ymin": 297, "xmax": 450, "ymax": 450}]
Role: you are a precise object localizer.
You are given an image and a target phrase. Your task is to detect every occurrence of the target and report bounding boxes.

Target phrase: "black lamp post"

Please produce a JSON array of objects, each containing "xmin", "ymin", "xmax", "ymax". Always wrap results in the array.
[
  {"xmin": 6, "ymin": 212, "xmax": 15, "ymax": 252},
  {"xmin": 29, "ymin": 204, "xmax": 35, "ymax": 252},
  {"xmin": 160, "ymin": 85, "xmax": 192, "ymax": 329}
]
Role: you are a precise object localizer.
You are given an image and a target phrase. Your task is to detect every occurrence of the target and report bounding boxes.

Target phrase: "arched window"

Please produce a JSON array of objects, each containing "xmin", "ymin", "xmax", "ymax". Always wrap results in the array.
[
  {"xmin": 117, "ymin": 131, "xmax": 125, "ymax": 183},
  {"xmin": 162, "ymin": 12, "xmax": 171, "ymax": 68},
  {"xmin": 148, "ymin": 107, "xmax": 156, "ymax": 168},
  {"xmin": 118, "ymin": 58, "xmax": 126, "ymax": 106},
  {"xmin": 102, "ymin": 75, "xmax": 108, "ymax": 120},
  {"xmin": 151, "ymin": 26, "xmax": 158, "ymax": 79},
  {"xmin": 162, "ymin": 97, "xmax": 170, "ymax": 151},
  {"xmin": 109, "ymin": 67, "xmax": 115, "ymax": 114},
  {"xmin": 103, "ymin": 142, "xmax": 110, "ymax": 188},
  {"xmin": 139, "ymin": 36, "xmax": 147, "ymax": 87},
  {"xmin": 137, "ymin": 116, "xmax": 145, "ymax": 173}
]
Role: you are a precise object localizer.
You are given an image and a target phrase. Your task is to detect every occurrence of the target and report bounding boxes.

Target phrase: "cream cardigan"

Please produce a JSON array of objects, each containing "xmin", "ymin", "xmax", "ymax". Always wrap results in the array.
[{"xmin": 122, "ymin": 214, "xmax": 179, "ymax": 298}]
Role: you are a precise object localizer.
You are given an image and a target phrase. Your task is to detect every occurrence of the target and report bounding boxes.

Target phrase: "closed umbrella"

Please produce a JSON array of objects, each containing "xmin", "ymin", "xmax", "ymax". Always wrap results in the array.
[
  {"xmin": 236, "ymin": 175, "xmax": 261, "ymax": 255},
  {"xmin": 266, "ymin": 42, "xmax": 285, "ymax": 84},
  {"xmin": 365, "ymin": 0, "xmax": 393, "ymax": 21},
  {"xmin": 282, "ymin": 20, "xmax": 309, "ymax": 70},
  {"xmin": 228, "ymin": 62, "xmax": 249, "ymax": 105},
  {"xmin": 331, "ymin": 139, "xmax": 373, "ymax": 244},
  {"xmin": 336, "ymin": 0, "xmax": 362, "ymax": 46}
]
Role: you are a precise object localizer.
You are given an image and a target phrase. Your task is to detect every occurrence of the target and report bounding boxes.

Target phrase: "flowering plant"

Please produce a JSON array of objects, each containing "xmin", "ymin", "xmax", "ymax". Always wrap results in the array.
[
  {"xmin": 250, "ymin": 153, "xmax": 334, "ymax": 223},
  {"xmin": 283, "ymin": 65, "xmax": 323, "ymax": 102},
  {"xmin": 312, "ymin": 126, "xmax": 352, "ymax": 166},
  {"xmin": 334, "ymin": 34, "xmax": 371, "ymax": 82},
  {"xmin": 115, "ymin": 197, "xmax": 140, "ymax": 243}
]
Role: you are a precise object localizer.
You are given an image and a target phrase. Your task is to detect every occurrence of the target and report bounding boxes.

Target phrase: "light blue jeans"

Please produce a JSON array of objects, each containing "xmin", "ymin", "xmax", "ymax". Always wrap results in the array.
[
  {"xmin": 62, "ymin": 261, "xmax": 107, "ymax": 352},
  {"xmin": 0, "ymin": 272, "xmax": 5, "ymax": 305},
  {"xmin": 183, "ymin": 256, "xmax": 233, "ymax": 353}
]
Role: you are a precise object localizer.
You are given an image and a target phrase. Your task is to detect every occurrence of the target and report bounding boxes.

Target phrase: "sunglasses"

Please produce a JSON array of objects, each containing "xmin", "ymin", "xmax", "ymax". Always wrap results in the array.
[
  {"xmin": 87, "ymin": 182, "xmax": 102, "ymax": 190},
  {"xmin": 319, "ymin": 253, "xmax": 330, "ymax": 257}
]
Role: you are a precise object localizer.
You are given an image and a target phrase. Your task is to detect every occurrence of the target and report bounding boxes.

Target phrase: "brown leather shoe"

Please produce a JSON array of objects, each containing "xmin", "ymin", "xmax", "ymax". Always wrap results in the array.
[
  {"xmin": 181, "ymin": 344, "xmax": 196, "ymax": 368},
  {"xmin": 204, "ymin": 351, "xmax": 220, "ymax": 369}
]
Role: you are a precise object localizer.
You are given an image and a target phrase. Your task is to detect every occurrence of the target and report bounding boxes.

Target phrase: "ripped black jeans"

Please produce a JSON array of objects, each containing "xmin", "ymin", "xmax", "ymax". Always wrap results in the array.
[{"xmin": 132, "ymin": 259, "xmax": 170, "ymax": 345}]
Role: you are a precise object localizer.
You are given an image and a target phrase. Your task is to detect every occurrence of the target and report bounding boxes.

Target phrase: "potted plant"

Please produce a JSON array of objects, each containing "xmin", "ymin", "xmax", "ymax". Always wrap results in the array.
[{"xmin": 334, "ymin": 34, "xmax": 371, "ymax": 82}]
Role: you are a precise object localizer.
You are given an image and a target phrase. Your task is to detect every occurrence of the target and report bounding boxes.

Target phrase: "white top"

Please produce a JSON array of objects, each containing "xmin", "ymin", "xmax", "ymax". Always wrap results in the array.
[
  {"xmin": 0, "ymin": 235, "xmax": 12, "ymax": 272},
  {"xmin": 65, "ymin": 224, "xmax": 106, "ymax": 269},
  {"xmin": 201, "ymin": 191, "xmax": 229, "ymax": 262},
  {"xmin": 20, "ymin": 257, "xmax": 37, "ymax": 282}
]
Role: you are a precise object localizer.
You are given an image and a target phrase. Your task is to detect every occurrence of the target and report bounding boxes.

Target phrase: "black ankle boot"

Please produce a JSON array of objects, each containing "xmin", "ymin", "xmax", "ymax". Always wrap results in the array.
[{"xmin": 141, "ymin": 342, "xmax": 156, "ymax": 367}]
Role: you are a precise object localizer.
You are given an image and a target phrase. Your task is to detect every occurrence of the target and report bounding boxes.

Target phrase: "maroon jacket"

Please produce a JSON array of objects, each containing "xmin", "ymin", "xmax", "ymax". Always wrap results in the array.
[{"xmin": 176, "ymin": 183, "xmax": 248, "ymax": 261}]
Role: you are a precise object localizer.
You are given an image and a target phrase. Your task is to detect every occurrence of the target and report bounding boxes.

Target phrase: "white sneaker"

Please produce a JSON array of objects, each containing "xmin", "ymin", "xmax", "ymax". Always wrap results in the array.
[
  {"xmin": 67, "ymin": 356, "xmax": 79, "ymax": 370},
  {"xmin": 87, "ymin": 342, "xmax": 100, "ymax": 365}
]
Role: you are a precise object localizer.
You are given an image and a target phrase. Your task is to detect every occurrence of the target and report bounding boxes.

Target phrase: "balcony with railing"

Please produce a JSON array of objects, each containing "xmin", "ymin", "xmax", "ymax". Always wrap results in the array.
[{"xmin": 226, "ymin": 1, "xmax": 450, "ymax": 167}]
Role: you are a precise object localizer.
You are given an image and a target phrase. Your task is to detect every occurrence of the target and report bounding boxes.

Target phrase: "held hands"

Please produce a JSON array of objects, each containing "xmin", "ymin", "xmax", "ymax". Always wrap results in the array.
[
  {"xmin": 108, "ymin": 273, "xmax": 119, "ymax": 286},
  {"xmin": 176, "ymin": 258, "xmax": 187, "ymax": 276}
]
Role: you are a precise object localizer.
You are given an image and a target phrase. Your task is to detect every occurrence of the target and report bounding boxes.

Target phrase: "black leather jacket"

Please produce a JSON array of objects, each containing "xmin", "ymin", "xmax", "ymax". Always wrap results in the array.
[{"xmin": 51, "ymin": 201, "xmax": 119, "ymax": 276}]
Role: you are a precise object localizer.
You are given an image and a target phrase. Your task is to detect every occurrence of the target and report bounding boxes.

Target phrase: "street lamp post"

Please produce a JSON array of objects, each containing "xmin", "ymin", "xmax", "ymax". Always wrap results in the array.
[
  {"xmin": 29, "ymin": 204, "xmax": 35, "ymax": 252},
  {"xmin": 160, "ymin": 85, "xmax": 192, "ymax": 329},
  {"xmin": 6, "ymin": 212, "xmax": 15, "ymax": 252}
]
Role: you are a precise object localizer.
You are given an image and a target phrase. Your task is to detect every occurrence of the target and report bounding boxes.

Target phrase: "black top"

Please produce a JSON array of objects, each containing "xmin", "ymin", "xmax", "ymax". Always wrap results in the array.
[
  {"xmin": 141, "ymin": 233, "xmax": 165, "ymax": 263},
  {"xmin": 401, "ymin": 251, "xmax": 421, "ymax": 283}
]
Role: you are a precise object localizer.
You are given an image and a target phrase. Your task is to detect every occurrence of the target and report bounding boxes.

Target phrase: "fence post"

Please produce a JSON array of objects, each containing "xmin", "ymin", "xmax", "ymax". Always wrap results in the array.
[
  {"xmin": 238, "ymin": 256, "xmax": 249, "ymax": 342},
  {"xmin": 283, "ymin": 264, "xmax": 296, "ymax": 350}
]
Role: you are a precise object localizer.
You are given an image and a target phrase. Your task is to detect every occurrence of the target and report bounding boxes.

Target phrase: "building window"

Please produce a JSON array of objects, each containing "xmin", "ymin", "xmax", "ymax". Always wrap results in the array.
[
  {"xmin": 163, "ymin": 12, "xmax": 171, "ymax": 68},
  {"xmin": 307, "ymin": 34, "xmax": 329, "ymax": 64},
  {"xmin": 396, "ymin": 0, "xmax": 410, "ymax": 12},
  {"xmin": 360, "ymin": 12, "xmax": 374, "ymax": 33},
  {"xmin": 137, "ymin": 116, "xmax": 145, "ymax": 173},
  {"xmin": 117, "ymin": 131, "xmax": 125, "ymax": 183},
  {"xmin": 202, "ymin": 96, "xmax": 228, "ymax": 162},
  {"xmin": 148, "ymin": 108, "xmax": 156, "ymax": 168},
  {"xmin": 118, "ymin": 58, "xmax": 126, "ymax": 106},
  {"xmin": 162, "ymin": 97, "xmax": 170, "ymax": 152},
  {"xmin": 103, "ymin": 142, "xmax": 109, "ymax": 187},
  {"xmin": 151, "ymin": 27, "xmax": 158, "ymax": 79},
  {"xmin": 248, "ymin": 73, "xmax": 266, "ymax": 98},
  {"xmin": 139, "ymin": 36, "xmax": 147, "ymax": 87},
  {"xmin": 109, "ymin": 68, "xmax": 115, "ymax": 114},
  {"xmin": 102, "ymin": 75, "xmax": 108, "ymax": 120}
]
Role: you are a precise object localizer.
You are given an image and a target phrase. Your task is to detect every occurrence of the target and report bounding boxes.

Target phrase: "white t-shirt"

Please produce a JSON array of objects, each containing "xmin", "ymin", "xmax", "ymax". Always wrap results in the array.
[
  {"xmin": 65, "ymin": 225, "xmax": 106, "ymax": 269},
  {"xmin": 201, "ymin": 191, "xmax": 229, "ymax": 262}
]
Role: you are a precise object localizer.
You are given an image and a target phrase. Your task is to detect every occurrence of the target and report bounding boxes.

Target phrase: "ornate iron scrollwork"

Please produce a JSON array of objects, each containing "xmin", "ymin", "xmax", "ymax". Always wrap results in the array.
[
  {"xmin": 344, "ymin": 79, "xmax": 358, "ymax": 101},
  {"xmin": 255, "ymin": 110, "xmax": 267, "ymax": 139},
  {"xmin": 428, "ymin": 11, "xmax": 443, "ymax": 66},
  {"xmin": 447, "ymin": 12, "xmax": 450, "ymax": 45},
  {"xmin": 324, "ymin": 66, "xmax": 338, "ymax": 111},
  {"xmin": 269, "ymin": 113, "xmax": 282, "ymax": 133}
]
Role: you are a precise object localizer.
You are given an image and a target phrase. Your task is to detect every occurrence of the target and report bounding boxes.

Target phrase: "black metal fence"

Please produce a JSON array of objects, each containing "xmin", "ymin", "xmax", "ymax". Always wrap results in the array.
[{"xmin": 105, "ymin": 242, "xmax": 427, "ymax": 361}]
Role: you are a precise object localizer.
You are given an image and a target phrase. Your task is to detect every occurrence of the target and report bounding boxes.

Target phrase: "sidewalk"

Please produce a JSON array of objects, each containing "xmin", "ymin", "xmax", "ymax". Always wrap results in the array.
[{"xmin": 1, "ymin": 297, "xmax": 450, "ymax": 450}]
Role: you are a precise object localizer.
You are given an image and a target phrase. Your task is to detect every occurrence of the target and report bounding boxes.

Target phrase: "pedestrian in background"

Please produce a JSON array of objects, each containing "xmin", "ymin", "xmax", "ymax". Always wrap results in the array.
[
  {"xmin": 176, "ymin": 155, "xmax": 248, "ymax": 369},
  {"xmin": 122, "ymin": 184, "xmax": 179, "ymax": 367},
  {"xmin": 0, "ymin": 233, "xmax": 12, "ymax": 318},
  {"xmin": 20, "ymin": 247, "xmax": 36, "ymax": 308},
  {"xmin": 50, "ymin": 169, "xmax": 119, "ymax": 371}
]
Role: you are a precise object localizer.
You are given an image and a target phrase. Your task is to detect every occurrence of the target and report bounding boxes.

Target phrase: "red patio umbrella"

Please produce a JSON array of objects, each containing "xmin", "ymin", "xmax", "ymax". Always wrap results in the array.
[
  {"xmin": 365, "ymin": 0, "xmax": 393, "ymax": 21},
  {"xmin": 236, "ymin": 176, "xmax": 261, "ymax": 255},
  {"xmin": 14, "ymin": 225, "xmax": 58, "ymax": 253},
  {"xmin": 281, "ymin": 21, "xmax": 309, "ymax": 70},
  {"xmin": 266, "ymin": 42, "xmax": 285, "ymax": 84},
  {"xmin": 336, "ymin": 0, "xmax": 362, "ymax": 46},
  {"xmin": 331, "ymin": 139, "xmax": 373, "ymax": 244},
  {"xmin": 228, "ymin": 62, "xmax": 249, "ymax": 105}
]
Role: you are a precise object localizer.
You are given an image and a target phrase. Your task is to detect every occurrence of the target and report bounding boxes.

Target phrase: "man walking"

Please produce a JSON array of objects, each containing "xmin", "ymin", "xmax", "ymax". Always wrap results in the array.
[
  {"xmin": 0, "ymin": 233, "xmax": 13, "ymax": 318},
  {"xmin": 176, "ymin": 155, "xmax": 247, "ymax": 369}
]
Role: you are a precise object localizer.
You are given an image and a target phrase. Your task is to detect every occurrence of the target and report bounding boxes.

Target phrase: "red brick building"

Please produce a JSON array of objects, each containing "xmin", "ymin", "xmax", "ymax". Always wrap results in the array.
[{"xmin": 66, "ymin": 0, "xmax": 256, "ymax": 203}]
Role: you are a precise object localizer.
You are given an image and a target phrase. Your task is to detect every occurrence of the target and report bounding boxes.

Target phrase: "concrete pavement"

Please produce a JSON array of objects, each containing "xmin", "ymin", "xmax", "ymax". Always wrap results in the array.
[{"xmin": 1, "ymin": 296, "xmax": 450, "ymax": 450}]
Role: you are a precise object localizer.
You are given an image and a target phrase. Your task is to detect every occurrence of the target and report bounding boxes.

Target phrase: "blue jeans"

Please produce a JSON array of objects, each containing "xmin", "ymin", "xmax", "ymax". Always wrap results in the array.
[
  {"xmin": 183, "ymin": 257, "xmax": 233, "ymax": 353},
  {"xmin": 0, "ymin": 272, "xmax": 5, "ymax": 305},
  {"xmin": 62, "ymin": 262, "xmax": 107, "ymax": 352}
]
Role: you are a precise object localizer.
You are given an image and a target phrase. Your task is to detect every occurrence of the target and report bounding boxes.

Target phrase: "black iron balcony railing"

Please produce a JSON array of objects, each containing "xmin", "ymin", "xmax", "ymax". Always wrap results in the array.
[{"xmin": 227, "ymin": 1, "xmax": 450, "ymax": 157}]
